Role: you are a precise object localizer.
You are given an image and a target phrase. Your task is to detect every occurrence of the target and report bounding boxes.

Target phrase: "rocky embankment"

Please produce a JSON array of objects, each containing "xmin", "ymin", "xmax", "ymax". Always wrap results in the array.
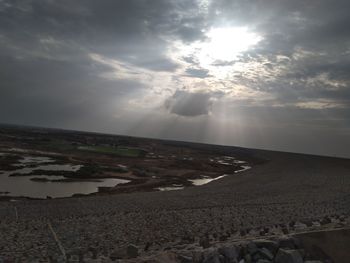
[
  {"xmin": 128, "ymin": 235, "xmax": 332, "ymax": 263},
  {"xmin": 0, "ymin": 208, "xmax": 348, "ymax": 262},
  {"xmin": 60, "ymin": 219, "xmax": 350, "ymax": 262}
]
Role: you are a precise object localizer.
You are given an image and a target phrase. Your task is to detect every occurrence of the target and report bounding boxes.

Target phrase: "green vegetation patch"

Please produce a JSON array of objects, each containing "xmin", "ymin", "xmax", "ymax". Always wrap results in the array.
[
  {"xmin": 46, "ymin": 139, "xmax": 75, "ymax": 151},
  {"xmin": 78, "ymin": 146, "xmax": 144, "ymax": 157}
]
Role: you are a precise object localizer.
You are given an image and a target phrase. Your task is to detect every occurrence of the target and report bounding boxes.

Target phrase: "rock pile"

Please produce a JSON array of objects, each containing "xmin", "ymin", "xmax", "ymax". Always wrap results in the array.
[{"xmin": 138, "ymin": 236, "xmax": 327, "ymax": 263}]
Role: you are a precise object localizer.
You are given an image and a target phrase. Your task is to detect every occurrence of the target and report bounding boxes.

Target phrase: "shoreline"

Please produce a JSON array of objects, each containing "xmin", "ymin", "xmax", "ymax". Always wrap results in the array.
[
  {"xmin": 0, "ymin": 167, "xmax": 251, "ymax": 201},
  {"xmin": 0, "ymin": 147, "xmax": 253, "ymax": 199}
]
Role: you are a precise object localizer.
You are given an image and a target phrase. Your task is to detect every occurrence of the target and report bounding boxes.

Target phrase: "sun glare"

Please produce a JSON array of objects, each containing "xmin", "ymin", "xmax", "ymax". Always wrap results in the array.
[
  {"xmin": 178, "ymin": 26, "xmax": 262, "ymax": 78},
  {"xmin": 202, "ymin": 27, "xmax": 261, "ymax": 62}
]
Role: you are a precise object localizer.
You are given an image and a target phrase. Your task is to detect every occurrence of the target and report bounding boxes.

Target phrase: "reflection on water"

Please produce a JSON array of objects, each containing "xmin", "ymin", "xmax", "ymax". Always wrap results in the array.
[
  {"xmin": 156, "ymin": 157, "xmax": 252, "ymax": 191},
  {"xmin": 0, "ymin": 171, "xmax": 128, "ymax": 198},
  {"xmin": 1, "ymin": 153, "xmax": 252, "ymax": 196},
  {"xmin": 31, "ymin": 175, "xmax": 66, "ymax": 180},
  {"xmin": 189, "ymin": 174, "xmax": 228, "ymax": 186},
  {"xmin": 189, "ymin": 165, "xmax": 252, "ymax": 186},
  {"xmin": 235, "ymin": 165, "xmax": 251, "ymax": 173},
  {"xmin": 0, "ymin": 154, "xmax": 129, "ymax": 198},
  {"xmin": 10, "ymin": 164, "xmax": 83, "ymax": 175},
  {"xmin": 156, "ymin": 185, "xmax": 184, "ymax": 191},
  {"xmin": 33, "ymin": 164, "xmax": 82, "ymax": 171},
  {"xmin": 17, "ymin": 156, "xmax": 54, "ymax": 165}
]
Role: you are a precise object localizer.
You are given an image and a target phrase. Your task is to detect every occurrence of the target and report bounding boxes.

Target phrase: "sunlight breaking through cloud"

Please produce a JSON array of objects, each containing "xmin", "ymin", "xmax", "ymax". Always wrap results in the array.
[
  {"xmin": 1, "ymin": 0, "xmax": 350, "ymax": 157},
  {"xmin": 174, "ymin": 26, "xmax": 262, "ymax": 79}
]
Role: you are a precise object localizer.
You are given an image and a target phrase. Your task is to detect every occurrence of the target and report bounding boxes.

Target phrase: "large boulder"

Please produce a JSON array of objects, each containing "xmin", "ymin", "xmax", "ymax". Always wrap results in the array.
[
  {"xmin": 109, "ymin": 244, "xmax": 139, "ymax": 260},
  {"xmin": 202, "ymin": 249, "xmax": 222, "ymax": 263},
  {"xmin": 110, "ymin": 249, "xmax": 124, "ymax": 260},
  {"xmin": 218, "ymin": 245, "xmax": 239, "ymax": 262},
  {"xmin": 199, "ymin": 237, "xmax": 211, "ymax": 249},
  {"xmin": 277, "ymin": 237, "xmax": 296, "ymax": 249},
  {"xmin": 253, "ymin": 239, "xmax": 279, "ymax": 255},
  {"xmin": 275, "ymin": 249, "xmax": 303, "ymax": 263},
  {"xmin": 178, "ymin": 254, "xmax": 193, "ymax": 263},
  {"xmin": 257, "ymin": 248, "xmax": 274, "ymax": 261},
  {"xmin": 127, "ymin": 244, "xmax": 139, "ymax": 258},
  {"xmin": 294, "ymin": 222, "xmax": 308, "ymax": 231},
  {"xmin": 244, "ymin": 253, "xmax": 252, "ymax": 263},
  {"xmin": 192, "ymin": 249, "xmax": 205, "ymax": 262},
  {"xmin": 320, "ymin": 217, "xmax": 332, "ymax": 225},
  {"xmin": 147, "ymin": 251, "xmax": 181, "ymax": 263},
  {"xmin": 246, "ymin": 241, "xmax": 258, "ymax": 255}
]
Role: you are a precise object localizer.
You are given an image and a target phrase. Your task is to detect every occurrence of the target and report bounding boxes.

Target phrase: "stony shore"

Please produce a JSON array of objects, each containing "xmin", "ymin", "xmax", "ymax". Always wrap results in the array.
[{"xmin": 1, "ymin": 150, "xmax": 350, "ymax": 262}]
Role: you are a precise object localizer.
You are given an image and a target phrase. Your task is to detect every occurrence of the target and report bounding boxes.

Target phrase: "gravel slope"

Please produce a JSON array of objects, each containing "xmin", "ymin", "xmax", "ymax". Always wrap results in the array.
[{"xmin": 1, "ymin": 150, "xmax": 350, "ymax": 261}]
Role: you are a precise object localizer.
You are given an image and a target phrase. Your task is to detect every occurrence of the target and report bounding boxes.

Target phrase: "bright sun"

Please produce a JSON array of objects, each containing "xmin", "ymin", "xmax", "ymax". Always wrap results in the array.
[
  {"xmin": 179, "ymin": 26, "xmax": 262, "ymax": 77},
  {"xmin": 201, "ymin": 27, "xmax": 261, "ymax": 63}
]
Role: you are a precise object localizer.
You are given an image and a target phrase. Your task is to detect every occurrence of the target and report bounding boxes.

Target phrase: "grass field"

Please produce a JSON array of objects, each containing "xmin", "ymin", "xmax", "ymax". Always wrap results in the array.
[
  {"xmin": 78, "ymin": 146, "xmax": 143, "ymax": 157},
  {"xmin": 46, "ymin": 139, "xmax": 76, "ymax": 151}
]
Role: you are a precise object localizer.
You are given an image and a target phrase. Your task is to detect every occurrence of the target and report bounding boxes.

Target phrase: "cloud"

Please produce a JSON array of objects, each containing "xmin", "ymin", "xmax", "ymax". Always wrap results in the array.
[
  {"xmin": 165, "ymin": 90, "xmax": 214, "ymax": 117},
  {"xmin": 0, "ymin": 55, "xmax": 146, "ymax": 126},
  {"xmin": 185, "ymin": 67, "xmax": 210, "ymax": 78},
  {"xmin": 295, "ymin": 100, "xmax": 348, "ymax": 110},
  {"xmin": 0, "ymin": 0, "xmax": 350, "ymax": 157}
]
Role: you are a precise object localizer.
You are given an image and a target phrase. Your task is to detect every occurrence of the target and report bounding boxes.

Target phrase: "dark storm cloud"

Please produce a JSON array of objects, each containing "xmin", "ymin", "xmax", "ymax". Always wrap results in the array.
[
  {"xmin": 0, "ymin": 0, "xmax": 208, "ymax": 125},
  {"xmin": 165, "ymin": 90, "xmax": 213, "ymax": 117},
  {"xmin": 0, "ymin": 0, "xmax": 207, "ymax": 71},
  {"xmin": 0, "ymin": 55, "xmax": 145, "ymax": 126}
]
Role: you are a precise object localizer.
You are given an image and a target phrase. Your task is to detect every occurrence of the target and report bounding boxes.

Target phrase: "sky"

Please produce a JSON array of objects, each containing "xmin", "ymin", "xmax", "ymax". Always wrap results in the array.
[{"xmin": 0, "ymin": 0, "xmax": 349, "ymax": 158}]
